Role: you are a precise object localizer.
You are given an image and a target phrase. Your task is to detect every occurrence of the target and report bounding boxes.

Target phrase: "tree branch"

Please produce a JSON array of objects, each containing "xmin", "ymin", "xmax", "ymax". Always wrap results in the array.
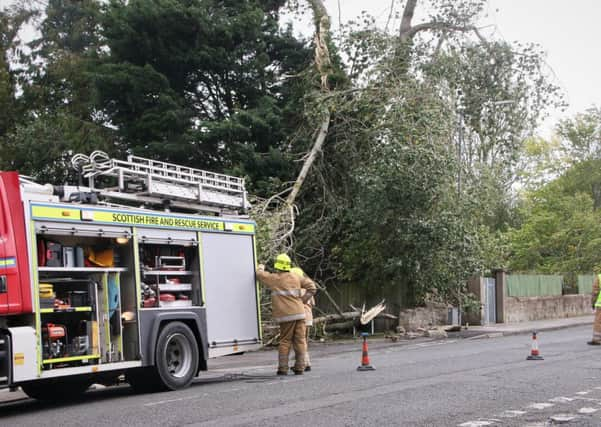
[
  {"xmin": 399, "ymin": 0, "xmax": 417, "ymax": 38},
  {"xmin": 402, "ymin": 21, "xmax": 488, "ymax": 44},
  {"xmin": 285, "ymin": 0, "xmax": 333, "ymax": 207}
]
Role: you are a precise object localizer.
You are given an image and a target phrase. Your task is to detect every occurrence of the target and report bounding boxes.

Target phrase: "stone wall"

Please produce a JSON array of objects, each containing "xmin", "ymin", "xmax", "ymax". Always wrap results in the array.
[
  {"xmin": 398, "ymin": 304, "xmax": 450, "ymax": 330},
  {"xmin": 504, "ymin": 294, "xmax": 592, "ymax": 323}
]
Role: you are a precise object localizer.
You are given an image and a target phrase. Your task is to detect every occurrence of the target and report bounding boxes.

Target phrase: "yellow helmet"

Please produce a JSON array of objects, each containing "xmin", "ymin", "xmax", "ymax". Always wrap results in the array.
[
  {"xmin": 274, "ymin": 253, "xmax": 291, "ymax": 271},
  {"xmin": 290, "ymin": 267, "xmax": 304, "ymax": 277}
]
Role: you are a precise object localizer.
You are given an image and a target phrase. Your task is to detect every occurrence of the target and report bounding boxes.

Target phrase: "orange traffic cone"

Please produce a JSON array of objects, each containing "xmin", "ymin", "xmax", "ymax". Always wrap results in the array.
[
  {"xmin": 357, "ymin": 332, "xmax": 375, "ymax": 371},
  {"xmin": 526, "ymin": 331, "xmax": 544, "ymax": 360}
]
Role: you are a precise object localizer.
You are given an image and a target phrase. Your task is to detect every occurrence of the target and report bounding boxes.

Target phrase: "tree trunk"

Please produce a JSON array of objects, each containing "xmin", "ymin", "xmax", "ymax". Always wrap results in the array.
[
  {"xmin": 285, "ymin": 0, "xmax": 332, "ymax": 208},
  {"xmin": 324, "ymin": 320, "xmax": 355, "ymax": 332},
  {"xmin": 313, "ymin": 311, "xmax": 397, "ymax": 326}
]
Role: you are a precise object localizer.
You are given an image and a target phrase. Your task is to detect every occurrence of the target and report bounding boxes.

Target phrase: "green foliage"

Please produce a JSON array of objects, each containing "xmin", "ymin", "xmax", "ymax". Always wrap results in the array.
[
  {"xmin": 3, "ymin": 112, "xmax": 113, "ymax": 183},
  {"xmin": 557, "ymin": 107, "xmax": 601, "ymax": 162},
  {"xmin": 95, "ymin": 0, "xmax": 312, "ymax": 190},
  {"xmin": 2, "ymin": 0, "xmax": 311, "ymax": 196},
  {"xmin": 507, "ymin": 173, "xmax": 601, "ymax": 273}
]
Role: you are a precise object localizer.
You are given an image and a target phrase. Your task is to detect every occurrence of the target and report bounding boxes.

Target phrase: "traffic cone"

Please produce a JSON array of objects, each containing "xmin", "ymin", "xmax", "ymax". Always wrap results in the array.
[
  {"xmin": 357, "ymin": 332, "xmax": 375, "ymax": 371},
  {"xmin": 526, "ymin": 331, "xmax": 544, "ymax": 360}
]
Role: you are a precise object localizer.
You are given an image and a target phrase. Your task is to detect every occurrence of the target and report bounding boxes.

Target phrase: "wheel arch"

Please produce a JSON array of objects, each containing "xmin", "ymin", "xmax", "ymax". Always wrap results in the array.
[{"xmin": 140, "ymin": 310, "xmax": 207, "ymax": 373}]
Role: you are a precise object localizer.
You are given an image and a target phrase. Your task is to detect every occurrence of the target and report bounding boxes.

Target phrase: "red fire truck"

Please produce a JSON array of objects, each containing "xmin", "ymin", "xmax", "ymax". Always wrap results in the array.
[{"xmin": 0, "ymin": 151, "xmax": 261, "ymax": 399}]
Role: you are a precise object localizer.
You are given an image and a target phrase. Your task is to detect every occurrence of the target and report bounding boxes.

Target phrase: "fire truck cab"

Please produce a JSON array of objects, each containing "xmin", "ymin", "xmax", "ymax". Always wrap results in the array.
[{"xmin": 0, "ymin": 152, "xmax": 261, "ymax": 399}]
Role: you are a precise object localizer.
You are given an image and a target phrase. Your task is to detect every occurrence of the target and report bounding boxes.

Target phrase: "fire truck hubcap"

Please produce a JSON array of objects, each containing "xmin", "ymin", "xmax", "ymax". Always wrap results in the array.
[{"xmin": 165, "ymin": 333, "xmax": 193, "ymax": 378}]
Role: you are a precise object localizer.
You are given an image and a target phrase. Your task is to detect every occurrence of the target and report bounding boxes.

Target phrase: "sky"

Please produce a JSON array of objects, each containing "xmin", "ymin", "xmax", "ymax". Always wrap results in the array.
[
  {"xmin": 307, "ymin": 0, "xmax": 601, "ymax": 136},
  {"xmin": 2, "ymin": 0, "xmax": 599, "ymax": 136}
]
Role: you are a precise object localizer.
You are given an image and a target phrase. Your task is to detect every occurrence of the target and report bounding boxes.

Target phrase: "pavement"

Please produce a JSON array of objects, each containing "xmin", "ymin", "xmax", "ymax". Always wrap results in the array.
[
  {"xmin": 458, "ymin": 314, "xmax": 594, "ymax": 339},
  {"xmin": 0, "ymin": 314, "xmax": 594, "ymax": 405}
]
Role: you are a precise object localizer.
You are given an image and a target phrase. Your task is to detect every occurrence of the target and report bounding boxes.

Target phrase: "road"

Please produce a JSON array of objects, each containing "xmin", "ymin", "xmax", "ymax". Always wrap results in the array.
[{"xmin": 2, "ymin": 325, "xmax": 601, "ymax": 426}]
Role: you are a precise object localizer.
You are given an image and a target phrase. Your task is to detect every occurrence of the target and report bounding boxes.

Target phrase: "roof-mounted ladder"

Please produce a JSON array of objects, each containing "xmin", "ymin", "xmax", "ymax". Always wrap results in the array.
[{"xmin": 71, "ymin": 151, "xmax": 250, "ymax": 215}]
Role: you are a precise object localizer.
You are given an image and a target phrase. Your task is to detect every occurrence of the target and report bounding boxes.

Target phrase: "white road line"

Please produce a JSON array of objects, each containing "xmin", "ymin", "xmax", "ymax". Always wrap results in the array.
[
  {"xmin": 498, "ymin": 410, "xmax": 526, "ymax": 418},
  {"xmin": 575, "ymin": 391, "xmax": 591, "ymax": 395},
  {"xmin": 527, "ymin": 402, "xmax": 554, "ymax": 410},
  {"xmin": 578, "ymin": 407, "xmax": 598, "ymax": 414},
  {"xmin": 144, "ymin": 384, "xmax": 248, "ymax": 407},
  {"xmin": 144, "ymin": 393, "xmax": 207, "ymax": 407},
  {"xmin": 549, "ymin": 414, "xmax": 578, "ymax": 423},
  {"xmin": 549, "ymin": 396, "xmax": 575, "ymax": 403},
  {"xmin": 414, "ymin": 340, "xmax": 457, "ymax": 348},
  {"xmin": 572, "ymin": 396, "xmax": 601, "ymax": 403},
  {"xmin": 457, "ymin": 421, "xmax": 494, "ymax": 427},
  {"xmin": 264, "ymin": 377, "xmax": 305, "ymax": 386}
]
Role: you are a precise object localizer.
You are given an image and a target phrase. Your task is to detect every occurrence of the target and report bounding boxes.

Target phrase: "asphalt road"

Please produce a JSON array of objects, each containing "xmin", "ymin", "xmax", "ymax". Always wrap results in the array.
[{"xmin": 2, "ymin": 325, "xmax": 601, "ymax": 426}]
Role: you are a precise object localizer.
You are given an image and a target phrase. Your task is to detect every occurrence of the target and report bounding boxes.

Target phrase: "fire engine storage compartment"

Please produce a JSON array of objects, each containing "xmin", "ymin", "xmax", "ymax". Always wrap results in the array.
[
  {"xmin": 201, "ymin": 232, "xmax": 260, "ymax": 357},
  {"xmin": 137, "ymin": 229, "xmax": 201, "ymax": 310},
  {"xmin": 34, "ymin": 222, "xmax": 139, "ymax": 369}
]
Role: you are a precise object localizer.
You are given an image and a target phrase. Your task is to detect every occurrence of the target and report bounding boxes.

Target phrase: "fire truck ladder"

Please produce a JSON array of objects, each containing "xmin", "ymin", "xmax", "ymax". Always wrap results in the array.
[{"xmin": 71, "ymin": 151, "xmax": 250, "ymax": 215}]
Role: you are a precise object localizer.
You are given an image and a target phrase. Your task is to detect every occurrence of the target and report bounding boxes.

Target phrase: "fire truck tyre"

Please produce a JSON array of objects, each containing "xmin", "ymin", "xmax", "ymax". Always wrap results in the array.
[
  {"xmin": 21, "ymin": 378, "xmax": 91, "ymax": 401},
  {"xmin": 155, "ymin": 321, "xmax": 199, "ymax": 390}
]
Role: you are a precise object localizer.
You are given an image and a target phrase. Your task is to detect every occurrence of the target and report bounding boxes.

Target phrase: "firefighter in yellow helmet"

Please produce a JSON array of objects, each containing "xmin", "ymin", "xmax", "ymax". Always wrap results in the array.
[
  {"xmin": 256, "ymin": 254, "xmax": 317, "ymax": 375},
  {"xmin": 290, "ymin": 266, "xmax": 316, "ymax": 371}
]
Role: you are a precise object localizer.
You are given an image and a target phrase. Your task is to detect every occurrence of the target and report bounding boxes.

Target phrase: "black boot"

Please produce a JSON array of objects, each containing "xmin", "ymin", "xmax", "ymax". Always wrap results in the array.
[{"xmin": 587, "ymin": 341, "xmax": 601, "ymax": 346}]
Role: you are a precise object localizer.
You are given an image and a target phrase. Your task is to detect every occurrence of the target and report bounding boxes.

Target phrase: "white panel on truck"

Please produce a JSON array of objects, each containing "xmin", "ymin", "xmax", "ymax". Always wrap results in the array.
[
  {"xmin": 10, "ymin": 326, "xmax": 37, "ymax": 382},
  {"xmin": 201, "ymin": 233, "xmax": 259, "ymax": 350}
]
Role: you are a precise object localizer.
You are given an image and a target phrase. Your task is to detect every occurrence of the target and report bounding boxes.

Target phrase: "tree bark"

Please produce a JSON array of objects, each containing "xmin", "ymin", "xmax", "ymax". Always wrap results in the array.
[
  {"xmin": 285, "ymin": 0, "xmax": 332, "ymax": 208},
  {"xmin": 324, "ymin": 320, "xmax": 354, "ymax": 332},
  {"xmin": 313, "ymin": 311, "xmax": 397, "ymax": 326},
  {"xmin": 315, "ymin": 281, "xmax": 345, "ymax": 316},
  {"xmin": 399, "ymin": 0, "xmax": 417, "ymax": 40},
  {"xmin": 398, "ymin": 0, "xmax": 488, "ymax": 45}
]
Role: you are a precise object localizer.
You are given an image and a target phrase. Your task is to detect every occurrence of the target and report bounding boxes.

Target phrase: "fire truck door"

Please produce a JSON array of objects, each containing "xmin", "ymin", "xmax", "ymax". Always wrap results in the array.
[
  {"xmin": 0, "ymin": 192, "xmax": 8, "ymax": 315},
  {"xmin": 0, "ymin": 172, "xmax": 31, "ymax": 315},
  {"xmin": 202, "ymin": 233, "xmax": 259, "ymax": 348}
]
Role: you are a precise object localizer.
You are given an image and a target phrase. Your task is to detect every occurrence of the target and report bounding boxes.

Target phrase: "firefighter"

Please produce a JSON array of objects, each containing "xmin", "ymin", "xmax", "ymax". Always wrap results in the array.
[
  {"xmin": 290, "ymin": 267, "xmax": 315, "ymax": 371},
  {"xmin": 256, "ymin": 254, "xmax": 316, "ymax": 375},
  {"xmin": 589, "ymin": 272, "xmax": 601, "ymax": 345}
]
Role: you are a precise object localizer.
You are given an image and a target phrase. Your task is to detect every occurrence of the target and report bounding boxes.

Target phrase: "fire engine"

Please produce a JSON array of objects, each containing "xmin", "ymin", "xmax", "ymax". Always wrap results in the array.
[{"xmin": 0, "ymin": 151, "xmax": 262, "ymax": 399}]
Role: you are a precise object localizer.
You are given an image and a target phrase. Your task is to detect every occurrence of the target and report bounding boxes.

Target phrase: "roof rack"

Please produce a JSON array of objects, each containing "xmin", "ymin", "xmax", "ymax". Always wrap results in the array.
[{"xmin": 71, "ymin": 151, "xmax": 250, "ymax": 215}]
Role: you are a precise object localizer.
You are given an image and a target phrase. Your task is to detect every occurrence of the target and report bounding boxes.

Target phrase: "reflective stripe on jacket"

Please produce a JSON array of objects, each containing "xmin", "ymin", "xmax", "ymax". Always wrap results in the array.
[
  {"xmin": 256, "ymin": 268, "xmax": 317, "ymax": 323},
  {"xmin": 304, "ymin": 295, "xmax": 315, "ymax": 326}
]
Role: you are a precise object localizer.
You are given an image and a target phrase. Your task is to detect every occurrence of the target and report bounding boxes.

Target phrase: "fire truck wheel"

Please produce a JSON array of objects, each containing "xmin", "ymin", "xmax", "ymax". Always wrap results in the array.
[
  {"xmin": 21, "ymin": 378, "xmax": 91, "ymax": 401},
  {"xmin": 155, "ymin": 321, "xmax": 199, "ymax": 390}
]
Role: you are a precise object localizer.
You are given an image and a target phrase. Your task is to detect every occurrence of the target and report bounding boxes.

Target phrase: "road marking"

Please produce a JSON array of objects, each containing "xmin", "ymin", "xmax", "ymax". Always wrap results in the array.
[
  {"xmin": 572, "ymin": 396, "xmax": 601, "ymax": 403},
  {"xmin": 498, "ymin": 410, "xmax": 526, "ymax": 417},
  {"xmin": 414, "ymin": 340, "xmax": 457, "ymax": 348},
  {"xmin": 527, "ymin": 402, "xmax": 554, "ymax": 410},
  {"xmin": 549, "ymin": 414, "xmax": 577, "ymax": 423},
  {"xmin": 575, "ymin": 390, "xmax": 591, "ymax": 395},
  {"xmin": 144, "ymin": 385, "xmax": 244, "ymax": 407},
  {"xmin": 549, "ymin": 396, "xmax": 575, "ymax": 403},
  {"xmin": 457, "ymin": 421, "xmax": 494, "ymax": 427},
  {"xmin": 264, "ymin": 377, "xmax": 305, "ymax": 386},
  {"xmin": 578, "ymin": 407, "xmax": 598, "ymax": 414},
  {"xmin": 144, "ymin": 394, "xmax": 207, "ymax": 407}
]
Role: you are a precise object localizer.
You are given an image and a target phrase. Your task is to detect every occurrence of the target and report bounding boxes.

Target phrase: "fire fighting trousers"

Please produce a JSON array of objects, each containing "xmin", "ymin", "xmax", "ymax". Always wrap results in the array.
[
  {"xmin": 305, "ymin": 326, "xmax": 311, "ymax": 367},
  {"xmin": 592, "ymin": 308, "xmax": 601, "ymax": 343},
  {"xmin": 278, "ymin": 320, "xmax": 306, "ymax": 372}
]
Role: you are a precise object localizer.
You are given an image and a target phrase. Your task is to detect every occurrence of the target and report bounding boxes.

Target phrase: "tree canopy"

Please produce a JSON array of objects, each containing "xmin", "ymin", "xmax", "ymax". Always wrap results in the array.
[{"xmin": 1, "ymin": 0, "xmax": 583, "ymax": 310}]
